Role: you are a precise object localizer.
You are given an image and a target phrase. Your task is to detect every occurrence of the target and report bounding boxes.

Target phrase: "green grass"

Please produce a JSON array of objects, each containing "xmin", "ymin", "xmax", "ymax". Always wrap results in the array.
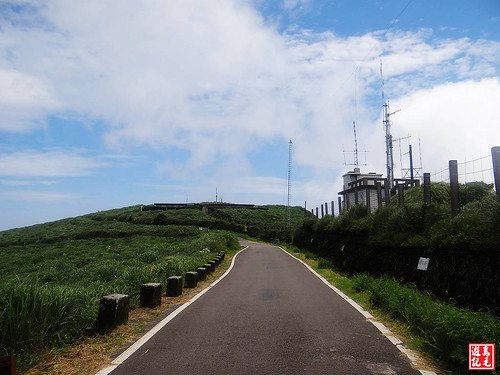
[
  {"xmin": 284, "ymin": 245, "xmax": 500, "ymax": 373},
  {"xmin": 0, "ymin": 206, "xmax": 240, "ymax": 371},
  {"xmin": 352, "ymin": 274, "xmax": 500, "ymax": 372}
]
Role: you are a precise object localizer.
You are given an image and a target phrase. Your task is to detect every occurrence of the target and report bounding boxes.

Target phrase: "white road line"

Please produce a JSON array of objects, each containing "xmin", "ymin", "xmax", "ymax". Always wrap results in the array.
[
  {"xmin": 277, "ymin": 246, "xmax": 437, "ymax": 375},
  {"xmin": 95, "ymin": 246, "xmax": 249, "ymax": 375}
]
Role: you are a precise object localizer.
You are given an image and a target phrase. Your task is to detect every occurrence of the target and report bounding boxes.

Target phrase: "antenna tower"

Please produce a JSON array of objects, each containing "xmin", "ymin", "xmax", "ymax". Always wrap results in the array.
[
  {"xmin": 343, "ymin": 121, "xmax": 367, "ymax": 167},
  {"xmin": 380, "ymin": 60, "xmax": 400, "ymax": 189},
  {"xmin": 287, "ymin": 139, "xmax": 292, "ymax": 229}
]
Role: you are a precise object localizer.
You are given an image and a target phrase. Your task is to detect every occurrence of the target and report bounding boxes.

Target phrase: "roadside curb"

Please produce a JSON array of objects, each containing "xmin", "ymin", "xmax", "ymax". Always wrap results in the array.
[
  {"xmin": 277, "ymin": 246, "xmax": 437, "ymax": 375},
  {"xmin": 95, "ymin": 246, "xmax": 249, "ymax": 375}
]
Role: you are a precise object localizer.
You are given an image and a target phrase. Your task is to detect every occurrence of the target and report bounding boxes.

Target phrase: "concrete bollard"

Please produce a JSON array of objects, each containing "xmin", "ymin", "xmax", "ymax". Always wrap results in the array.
[
  {"xmin": 166, "ymin": 276, "xmax": 183, "ymax": 297},
  {"xmin": 185, "ymin": 271, "xmax": 198, "ymax": 288},
  {"xmin": 96, "ymin": 294, "xmax": 129, "ymax": 333},
  {"xmin": 218, "ymin": 251, "xmax": 225, "ymax": 261},
  {"xmin": 203, "ymin": 263, "xmax": 213, "ymax": 274},
  {"xmin": 140, "ymin": 283, "xmax": 162, "ymax": 308},
  {"xmin": 197, "ymin": 267, "xmax": 207, "ymax": 281},
  {"xmin": 214, "ymin": 256, "xmax": 221, "ymax": 265},
  {"xmin": 208, "ymin": 260, "xmax": 217, "ymax": 271}
]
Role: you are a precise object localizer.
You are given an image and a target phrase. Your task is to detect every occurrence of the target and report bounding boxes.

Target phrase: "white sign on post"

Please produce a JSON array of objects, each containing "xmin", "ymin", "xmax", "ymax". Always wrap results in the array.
[{"xmin": 417, "ymin": 257, "xmax": 430, "ymax": 271}]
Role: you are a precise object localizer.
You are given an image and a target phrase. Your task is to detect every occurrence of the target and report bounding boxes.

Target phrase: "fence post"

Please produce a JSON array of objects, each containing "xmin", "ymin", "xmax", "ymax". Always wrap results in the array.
[
  {"xmin": 492, "ymin": 146, "xmax": 500, "ymax": 196},
  {"xmin": 338, "ymin": 197, "xmax": 342, "ymax": 214},
  {"xmin": 397, "ymin": 184, "xmax": 404, "ymax": 207},
  {"xmin": 384, "ymin": 179, "xmax": 391, "ymax": 204},
  {"xmin": 423, "ymin": 173, "xmax": 431, "ymax": 205},
  {"xmin": 321, "ymin": 204, "xmax": 324, "ymax": 218},
  {"xmin": 365, "ymin": 188, "xmax": 371, "ymax": 212},
  {"xmin": 376, "ymin": 181, "xmax": 382, "ymax": 209},
  {"xmin": 331, "ymin": 201, "xmax": 335, "ymax": 217},
  {"xmin": 449, "ymin": 160, "xmax": 460, "ymax": 216},
  {"xmin": 324, "ymin": 202, "xmax": 328, "ymax": 216},
  {"xmin": 315, "ymin": 207, "xmax": 319, "ymax": 218}
]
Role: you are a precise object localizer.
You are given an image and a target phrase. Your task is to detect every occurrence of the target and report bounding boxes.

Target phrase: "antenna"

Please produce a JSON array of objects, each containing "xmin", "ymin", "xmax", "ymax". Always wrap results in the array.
[
  {"xmin": 418, "ymin": 137, "xmax": 423, "ymax": 171},
  {"xmin": 380, "ymin": 60, "xmax": 385, "ymax": 102},
  {"xmin": 287, "ymin": 139, "xmax": 292, "ymax": 229},
  {"xmin": 215, "ymin": 187, "xmax": 218, "ymax": 203},
  {"xmin": 380, "ymin": 60, "xmax": 400, "ymax": 190},
  {"xmin": 353, "ymin": 121, "xmax": 359, "ymax": 167},
  {"xmin": 401, "ymin": 142, "xmax": 423, "ymax": 179},
  {"xmin": 343, "ymin": 121, "xmax": 367, "ymax": 167},
  {"xmin": 394, "ymin": 134, "xmax": 411, "ymax": 177}
]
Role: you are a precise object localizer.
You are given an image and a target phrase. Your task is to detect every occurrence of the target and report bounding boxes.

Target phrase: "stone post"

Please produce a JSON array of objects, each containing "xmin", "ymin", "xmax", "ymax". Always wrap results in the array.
[
  {"xmin": 96, "ymin": 294, "xmax": 129, "ymax": 333},
  {"xmin": 197, "ymin": 267, "xmax": 207, "ymax": 281},
  {"xmin": 185, "ymin": 272, "xmax": 198, "ymax": 288},
  {"xmin": 167, "ymin": 276, "xmax": 183, "ymax": 297},
  {"xmin": 140, "ymin": 283, "xmax": 162, "ymax": 308}
]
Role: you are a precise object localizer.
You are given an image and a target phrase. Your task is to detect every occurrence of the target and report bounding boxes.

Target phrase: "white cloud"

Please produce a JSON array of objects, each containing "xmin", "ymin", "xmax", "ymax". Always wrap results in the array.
[
  {"xmin": 0, "ymin": 1, "xmax": 498, "ymax": 212},
  {"xmin": 391, "ymin": 78, "xmax": 500, "ymax": 174},
  {"xmin": 0, "ymin": 190, "xmax": 78, "ymax": 202},
  {"xmin": 0, "ymin": 68, "xmax": 59, "ymax": 131},
  {"xmin": 0, "ymin": 150, "xmax": 104, "ymax": 177}
]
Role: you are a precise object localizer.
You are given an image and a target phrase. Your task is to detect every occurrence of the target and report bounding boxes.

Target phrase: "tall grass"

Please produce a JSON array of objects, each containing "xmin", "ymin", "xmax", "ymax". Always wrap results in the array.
[
  {"xmin": 352, "ymin": 274, "xmax": 500, "ymax": 370},
  {"xmin": 0, "ymin": 218, "xmax": 239, "ymax": 371},
  {"xmin": 0, "ymin": 280, "xmax": 96, "ymax": 367}
]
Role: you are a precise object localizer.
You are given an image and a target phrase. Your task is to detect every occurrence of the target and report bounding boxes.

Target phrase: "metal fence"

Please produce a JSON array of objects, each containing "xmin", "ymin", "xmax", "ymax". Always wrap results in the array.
[{"xmin": 432, "ymin": 154, "xmax": 495, "ymax": 185}]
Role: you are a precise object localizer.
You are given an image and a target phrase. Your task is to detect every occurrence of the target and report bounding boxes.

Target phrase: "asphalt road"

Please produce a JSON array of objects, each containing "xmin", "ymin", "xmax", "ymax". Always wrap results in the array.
[{"xmin": 110, "ymin": 240, "xmax": 421, "ymax": 375}]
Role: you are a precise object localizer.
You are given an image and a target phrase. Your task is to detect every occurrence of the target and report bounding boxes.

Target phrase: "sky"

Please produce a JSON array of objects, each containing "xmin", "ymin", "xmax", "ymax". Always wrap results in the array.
[{"xmin": 0, "ymin": 0, "xmax": 499, "ymax": 230}]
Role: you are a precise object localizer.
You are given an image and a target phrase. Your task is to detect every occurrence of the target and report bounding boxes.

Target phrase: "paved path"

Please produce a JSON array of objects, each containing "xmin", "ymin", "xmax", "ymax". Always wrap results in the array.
[{"xmin": 110, "ymin": 240, "xmax": 421, "ymax": 374}]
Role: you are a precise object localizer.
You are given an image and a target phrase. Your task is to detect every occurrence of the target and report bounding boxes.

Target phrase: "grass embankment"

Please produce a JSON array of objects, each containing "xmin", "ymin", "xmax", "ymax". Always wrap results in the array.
[
  {"xmin": 0, "ymin": 206, "xmax": 239, "ymax": 372},
  {"xmin": 284, "ymin": 245, "xmax": 500, "ymax": 374}
]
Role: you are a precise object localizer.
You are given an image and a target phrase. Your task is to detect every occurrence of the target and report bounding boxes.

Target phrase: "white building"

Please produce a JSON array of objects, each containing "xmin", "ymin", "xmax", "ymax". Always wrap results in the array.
[
  {"xmin": 338, "ymin": 168, "xmax": 386, "ymax": 213},
  {"xmin": 338, "ymin": 168, "xmax": 421, "ymax": 213}
]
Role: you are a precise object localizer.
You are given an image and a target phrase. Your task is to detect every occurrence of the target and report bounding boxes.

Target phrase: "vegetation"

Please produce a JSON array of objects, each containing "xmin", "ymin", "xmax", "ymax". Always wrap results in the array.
[
  {"xmin": 0, "ymin": 206, "xmax": 240, "ymax": 370},
  {"xmin": 351, "ymin": 274, "xmax": 500, "ymax": 371},
  {"xmin": 295, "ymin": 182, "xmax": 499, "ymax": 253},
  {"xmin": 210, "ymin": 205, "xmax": 305, "ymax": 242},
  {"xmin": 292, "ymin": 182, "xmax": 500, "ymax": 314}
]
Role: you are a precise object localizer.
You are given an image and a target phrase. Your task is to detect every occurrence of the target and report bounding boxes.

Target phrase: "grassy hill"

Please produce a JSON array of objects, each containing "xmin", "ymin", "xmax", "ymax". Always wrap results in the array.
[{"xmin": 0, "ymin": 203, "xmax": 305, "ymax": 370}]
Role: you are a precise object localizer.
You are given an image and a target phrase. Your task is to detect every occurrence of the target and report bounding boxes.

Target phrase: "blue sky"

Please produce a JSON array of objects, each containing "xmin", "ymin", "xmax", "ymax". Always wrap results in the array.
[{"xmin": 0, "ymin": 0, "xmax": 499, "ymax": 230}]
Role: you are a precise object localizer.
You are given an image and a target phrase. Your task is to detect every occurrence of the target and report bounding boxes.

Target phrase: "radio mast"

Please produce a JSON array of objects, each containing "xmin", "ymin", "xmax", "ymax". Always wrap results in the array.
[
  {"xmin": 380, "ymin": 61, "xmax": 400, "ymax": 190},
  {"xmin": 287, "ymin": 139, "xmax": 292, "ymax": 229}
]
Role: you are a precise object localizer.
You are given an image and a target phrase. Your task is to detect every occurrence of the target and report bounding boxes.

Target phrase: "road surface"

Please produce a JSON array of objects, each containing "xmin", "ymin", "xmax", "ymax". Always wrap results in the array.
[{"xmin": 109, "ymin": 240, "xmax": 421, "ymax": 374}]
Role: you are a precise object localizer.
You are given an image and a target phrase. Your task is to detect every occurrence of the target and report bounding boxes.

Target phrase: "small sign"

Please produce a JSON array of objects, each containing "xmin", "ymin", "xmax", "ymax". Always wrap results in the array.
[
  {"xmin": 469, "ymin": 343, "xmax": 496, "ymax": 371},
  {"xmin": 417, "ymin": 257, "xmax": 430, "ymax": 271}
]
